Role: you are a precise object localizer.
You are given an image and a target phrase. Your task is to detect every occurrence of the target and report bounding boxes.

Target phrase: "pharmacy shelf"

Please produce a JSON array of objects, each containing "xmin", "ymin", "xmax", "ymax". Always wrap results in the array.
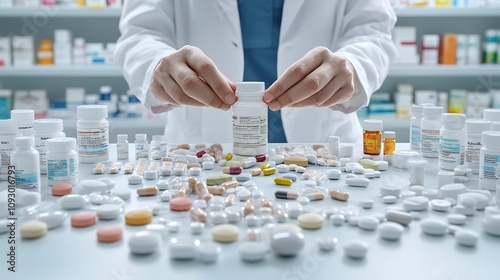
[
  {"xmin": 396, "ymin": 7, "xmax": 500, "ymax": 17},
  {"xmin": 0, "ymin": 7, "xmax": 121, "ymax": 17},
  {"xmin": 0, "ymin": 65, "xmax": 122, "ymax": 77},
  {"xmin": 388, "ymin": 65, "xmax": 500, "ymax": 77}
]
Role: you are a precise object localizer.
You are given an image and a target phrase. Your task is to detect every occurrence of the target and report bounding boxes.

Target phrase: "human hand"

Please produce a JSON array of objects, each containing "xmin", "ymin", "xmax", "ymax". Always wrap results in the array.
[
  {"xmin": 264, "ymin": 47, "xmax": 356, "ymax": 111},
  {"xmin": 151, "ymin": 45, "xmax": 237, "ymax": 110}
]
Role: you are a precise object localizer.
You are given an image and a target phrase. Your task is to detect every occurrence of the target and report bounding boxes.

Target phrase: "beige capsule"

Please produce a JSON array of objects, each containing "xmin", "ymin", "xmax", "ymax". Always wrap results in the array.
[
  {"xmin": 162, "ymin": 157, "xmax": 174, "ymax": 162},
  {"xmin": 244, "ymin": 199, "xmax": 255, "ymax": 217},
  {"xmin": 189, "ymin": 177, "xmax": 198, "ymax": 192},
  {"xmin": 137, "ymin": 186, "xmax": 159, "ymax": 196},
  {"xmin": 207, "ymin": 185, "xmax": 226, "ymax": 196},
  {"xmin": 190, "ymin": 207, "xmax": 207, "ymax": 223},
  {"xmin": 260, "ymin": 197, "xmax": 273, "ymax": 209},
  {"xmin": 177, "ymin": 143, "xmax": 191, "ymax": 150},
  {"xmin": 329, "ymin": 188, "xmax": 349, "ymax": 202},
  {"xmin": 312, "ymin": 144, "xmax": 327, "ymax": 150},
  {"xmin": 195, "ymin": 181, "xmax": 209, "ymax": 197},
  {"xmin": 225, "ymin": 194, "xmax": 236, "ymax": 207},
  {"xmin": 250, "ymin": 168, "xmax": 262, "ymax": 176},
  {"xmin": 177, "ymin": 184, "xmax": 191, "ymax": 197},
  {"xmin": 221, "ymin": 180, "xmax": 238, "ymax": 189},
  {"xmin": 187, "ymin": 163, "xmax": 201, "ymax": 169}
]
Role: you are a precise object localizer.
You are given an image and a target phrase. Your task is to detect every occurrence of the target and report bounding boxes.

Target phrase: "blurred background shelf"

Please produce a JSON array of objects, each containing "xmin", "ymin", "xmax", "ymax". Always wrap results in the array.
[
  {"xmin": 0, "ymin": 7, "xmax": 121, "ymax": 17},
  {"xmin": 396, "ymin": 7, "xmax": 500, "ymax": 17}
]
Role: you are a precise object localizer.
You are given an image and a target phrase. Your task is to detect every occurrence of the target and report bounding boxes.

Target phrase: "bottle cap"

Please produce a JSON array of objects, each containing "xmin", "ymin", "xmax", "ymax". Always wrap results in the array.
[
  {"xmin": 235, "ymin": 82, "xmax": 265, "ymax": 97},
  {"xmin": 100, "ymin": 86, "xmax": 112, "ymax": 94},
  {"xmin": 441, "ymin": 113, "xmax": 465, "ymax": 130},
  {"xmin": 0, "ymin": 119, "xmax": 18, "ymax": 134},
  {"xmin": 483, "ymin": 109, "xmax": 500, "ymax": 122},
  {"xmin": 15, "ymin": 136, "xmax": 35, "ymax": 148},
  {"xmin": 77, "ymin": 105, "xmax": 108, "ymax": 120},
  {"xmin": 46, "ymin": 137, "xmax": 77, "ymax": 152},
  {"xmin": 363, "ymin": 120, "xmax": 383, "ymax": 131},
  {"xmin": 33, "ymin": 119, "xmax": 63, "ymax": 134},
  {"xmin": 135, "ymin": 134, "xmax": 147, "ymax": 140},
  {"xmin": 11, "ymin": 109, "xmax": 35, "ymax": 124},
  {"xmin": 465, "ymin": 119, "xmax": 491, "ymax": 134},
  {"xmin": 422, "ymin": 106, "xmax": 443, "ymax": 118},
  {"xmin": 482, "ymin": 131, "xmax": 500, "ymax": 150},
  {"xmin": 117, "ymin": 134, "xmax": 128, "ymax": 141},
  {"xmin": 152, "ymin": 135, "xmax": 164, "ymax": 141},
  {"xmin": 383, "ymin": 131, "xmax": 396, "ymax": 139}
]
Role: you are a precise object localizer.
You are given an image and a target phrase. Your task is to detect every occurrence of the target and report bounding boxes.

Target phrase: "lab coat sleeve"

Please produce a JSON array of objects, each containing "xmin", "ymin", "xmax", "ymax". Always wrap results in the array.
[
  {"xmin": 331, "ymin": 0, "xmax": 397, "ymax": 114},
  {"xmin": 115, "ymin": 0, "xmax": 178, "ymax": 114}
]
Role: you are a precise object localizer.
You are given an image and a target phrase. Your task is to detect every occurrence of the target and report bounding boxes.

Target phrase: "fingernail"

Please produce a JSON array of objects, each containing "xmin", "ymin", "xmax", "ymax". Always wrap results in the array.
[
  {"xmin": 269, "ymin": 100, "xmax": 281, "ymax": 111},
  {"xmin": 264, "ymin": 93, "xmax": 273, "ymax": 102},
  {"xmin": 220, "ymin": 103, "xmax": 230, "ymax": 111},
  {"xmin": 225, "ymin": 94, "xmax": 236, "ymax": 104}
]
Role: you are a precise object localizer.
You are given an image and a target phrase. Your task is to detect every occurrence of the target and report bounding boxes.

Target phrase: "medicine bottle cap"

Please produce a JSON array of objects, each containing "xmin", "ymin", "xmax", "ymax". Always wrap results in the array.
[
  {"xmin": 117, "ymin": 134, "xmax": 128, "ymax": 141},
  {"xmin": 383, "ymin": 131, "xmax": 396, "ymax": 139},
  {"xmin": 492, "ymin": 121, "xmax": 500, "ymax": 132},
  {"xmin": 100, "ymin": 86, "xmax": 112, "ymax": 94},
  {"xmin": 422, "ymin": 106, "xmax": 443, "ymax": 118},
  {"xmin": 328, "ymin": 136, "xmax": 339, "ymax": 143},
  {"xmin": 15, "ymin": 136, "xmax": 35, "ymax": 148},
  {"xmin": 152, "ymin": 135, "xmax": 164, "ymax": 141},
  {"xmin": 482, "ymin": 131, "xmax": 500, "ymax": 150},
  {"xmin": 0, "ymin": 119, "xmax": 18, "ymax": 134},
  {"xmin": 11, "ymin": 109, "xmax": 35, "ymax": 124},
  {"xmin": 441, "ymin": 113, "xmax": 465, "ymax": 130},
  {"xmin": 235, "ymin": 82, "xmax": 265, "ymax": 97},
  {"xmin": 74, "ymin": 37, "xmax": 85, "ymax": 46},
  {"xmin": 135, "ymin": 134, "xmax": 147, "ymax": 140},
  {"xmin": 33, "ymin": 119, "xmax": 63, "ymax": 134},
  {"xmin": 363, "ymin": 120, "xmax": 383, "ymax": 131},
  {"xmin": 77, "ymin": 105, "xmax": 108, "ymax": 120},
  {"xmin": 465, "ymin": 119, "xmax": 491, "ymax": 134},
  {"xmin": 483, "ymin": 109, "xmax": 500, "ymax": 122},
  {"xmin": 46, "ymin": 137, "xmax": 77, "ymax": 152}
]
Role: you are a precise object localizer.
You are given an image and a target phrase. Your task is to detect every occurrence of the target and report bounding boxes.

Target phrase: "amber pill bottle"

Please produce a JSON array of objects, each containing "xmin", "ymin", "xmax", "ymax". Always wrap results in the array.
[{"xmin": 363, "ymin": 120, "xmax": 383, "ymax": 155}]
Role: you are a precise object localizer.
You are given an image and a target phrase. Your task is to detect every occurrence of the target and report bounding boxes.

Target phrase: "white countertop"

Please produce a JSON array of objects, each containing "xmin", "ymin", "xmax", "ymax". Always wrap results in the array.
[{"xmin": 1, "ymin": 143, "xmax": 499, "ymax": 280}]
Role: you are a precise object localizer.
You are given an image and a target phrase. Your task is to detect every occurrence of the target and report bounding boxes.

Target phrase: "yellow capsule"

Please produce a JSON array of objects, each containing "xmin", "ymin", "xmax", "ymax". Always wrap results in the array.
[
  {"xmin": 274, "ymin": 177, "xmax": 292, "ymax": 186},
  {"xmin": 225, "ymin": 153, "xmax": 233, "ymax": 161},
  {"xmin": 260, "ymin": 163, "xmax": 271, "ymax": 171},
  {"xmin": 263, "ymin": 167, "xmax": 276, "ymax": 176}
]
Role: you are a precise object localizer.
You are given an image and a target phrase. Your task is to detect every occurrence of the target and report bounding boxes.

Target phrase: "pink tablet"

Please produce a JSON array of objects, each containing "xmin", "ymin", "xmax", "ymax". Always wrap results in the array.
[
  {"xmin": 52, "ymin": 183, "xmax": 73, "ymax": 196},
  {"xmin": 97, "ymin": 226, "xmax": 123, "ymax": 243},
  {"xmin": 170, "ymin": 197, "xmax": 193, "ymax": 211},
  {"xmin": 71, "ymin": 212, "xmax": 96, "ymax": 228}
]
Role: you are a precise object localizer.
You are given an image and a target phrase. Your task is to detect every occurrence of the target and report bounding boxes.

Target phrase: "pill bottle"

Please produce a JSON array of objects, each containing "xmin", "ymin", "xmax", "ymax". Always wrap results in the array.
[
  {"xmin": 439, "ymin": 113, "xmax": 466, "ymax": 171},
  {"xmin": 383, "ymin": 131, "xmax": 396, "ymax": 156},
  {"xmin": 150, "ymin": 135, "xmax": 165, "ymax": 160},
  {"xmin": 363, "ymin": 119, "xmax": 383, "ymax": 156},
  {"xmin": 328, "ymin": 136, "xmax": 340, "ymax": 157},
  {"xmin": 465, "ymin": 119, "xmax": 491, "ymax": 174},
  {"xmin": 410, "ymin": 105, "xmax": 424, "ymax": 151},
  {"xmin": 33, "ymin": 118, "xmax": 65, "ymax": 175},
  {"xmin": 408, "ymin": 159, "xmax": 427, "ymax": 186},
  {"xmin": 480, "ymin": 131, "xmax": 500, "ymax": 191},
  {"xmin": 46, "ymin": 137, "xmax": 78, "ymax": 186},
  {"xmin": 116, "ymin": 134, "xmax": 129, "ymax": 160},
  {"xmin": 76, "ymin": 105, "xmax": 109, "ymax": 163},
  {"xmin": 11, "ymin": 137, "xmax": 41, "ymax": 191},
  {"xmin": 483, "ymin": 109, "xmax": 500, "ymax": 123},
  {"xmin": 0, "ymin": 120, "xmax": 18, "ymax": 180},
  {"xmin": 37, "ymin": 39, "xmax": 54, "ymax": 65},
  {"xmin": 420, "ymin": 106, "xmax": 443, "ymax": 158},
  {"xmin": 232, "ymin": 82, "xmax": 267, "ymax": 156},
  {"xmin": 134, "ymin": 133, "xmax": 149, "ymax": 159},
  {"xmin": 11, "ymin": 109, "xmax": 35, "ymax": 137}
]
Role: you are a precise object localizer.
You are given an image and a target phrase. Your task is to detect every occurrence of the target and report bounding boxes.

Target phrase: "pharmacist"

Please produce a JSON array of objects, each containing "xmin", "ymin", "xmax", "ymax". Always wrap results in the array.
[{"xmin": 115, "ymin": 0, "xmax": 396, "ymax": 144}]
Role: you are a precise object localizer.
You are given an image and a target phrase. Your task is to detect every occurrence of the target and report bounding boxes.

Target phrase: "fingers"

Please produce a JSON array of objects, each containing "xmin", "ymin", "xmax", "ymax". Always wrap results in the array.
[{"xmin": 151, "ymin": 73, "xmax": 205, "ymax": 107}]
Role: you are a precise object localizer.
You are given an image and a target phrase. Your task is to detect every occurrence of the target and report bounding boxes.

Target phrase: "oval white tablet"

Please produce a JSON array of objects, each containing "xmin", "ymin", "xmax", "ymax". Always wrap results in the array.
[
  {"xmin": 380, "ymin": 185, "xmax": 402, "ymax": 197},
  {"xmin": 344, "ymin": 240, "xmax": 369, "ymax": 259},
  {"xmin": 357, "ymin": 216, "xmax": 379, "ymax": 231},
  {"xmin": 430, "ymin": 199, "xmax": 451, "ymax": 212},
  {"xmin": 96, "ymin": 204, "xmax": 121, "ymax": 220},
  {"xmin": 127, "ymin": 174, "xmax": 143, "ymax": 185},
  {"xmin": 330, "ymin": 214, "xmax": 345, "ymax": 226},
  {"xmin": 269, "ymin": 155, "xmax": 285, "ymax": 164},
  {"xmin": 59, "ymin": 194, "xmax": 87, "ymax": 210},
  {"xmin": 270, "ymin": 228, "xmax": 305, "ymax": 256},
  {"xmin": 379, "ymin": 222, "xmax": 404, "ymax": 240},
  {"xmin": 447, "ymin": 213, "xmax": 467, "ymax": 225},
  {"xmin": 346, "ymin": 177, "xmax": 369, "ymax": 187},
  {"xmin": 18, "ymin": 192, "xmax": 41, "ymax": 207},
  {"xmin": 382, "ymin": 196, "xmax": 397, "ymax": 204},
  {"xmin": 317, "ymin": 235, "xmax": 338, "ymax": 251},
  {"xmin": 36, "ymin": 211, "xmax": 67, "ymax": 229},
  {"xmin": 276, "ymin": 164, "xmax": 289, "ymax": 173},
  {"xmin": 422, "ymin": 189, "xmax": 439, "ymax": 200},
  {"xmin": 80, "ymin": 180, "xmax": 108, "ymax": 194},
  {"xmin": 455, "ymin": 229, "xmax": 479, "ymax": 247},
  {"xmin": 190, "ymin": 221, "xmax": 204, "ymax": 235},
  {"xmin": 169, "ymin": 237, "xmax": 197, "ymax": 260},
  {"xmin": 237, "ymin": 189, "xmax": 251, "ymax": 201},
  {"xmin": 198, "ymin": 242, "xmax": 221, "ymax": 263},
  {"xmin": 421, "ymin": 218, "xmax": 448, "ymax": 236},
  {"xmin": 438, "ymin": 183, "xmax": 466, "ymax": 200},
  {"xmin": 403, "ymin": 196, "xmax": 429, "ymax": 211},
  {"xmin": 359, "ymin": 199, "xmax": 374, "ymax": 209},
  {"xmin": 98, "ymin": 178, "xmax": 115, "ymax": 191},
  {"xmin": 128, "ymin": 231, "xmax": 161, "ymax": 255},
  {"xmin": 239, "ymin": 241, "xmax": 267, "ymax": 262}
]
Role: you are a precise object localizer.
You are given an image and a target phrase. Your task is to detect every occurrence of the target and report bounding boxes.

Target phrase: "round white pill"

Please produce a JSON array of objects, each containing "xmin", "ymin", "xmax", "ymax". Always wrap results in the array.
[
  {"xmin": 167, "ymin": 221, "xmax": 180, "ymax": 233},
  {"xmin": 358, "ymin": 216, "xmax": 379, "ymax": 231},
  {"xmin": 96, "ymin": 204, "xmax": 121, "ymax": 220},
  {"xmin": 458, "ymin": 196, "xmax": 477, "ymax": 209},
  {"xmin": 245, "ymin": 215, "xmax": 260, "ymax": 227},
  {"xmin": 270, "ymin": 155, "xmax": 285, "ymax": 164},
  {"xmin": 401, "ymin": 191, "xmax": 416, "ymax": 199},
  {"xmin": 127, "ymin": 175, "xmax": 143, "ymax": 185},
  {"xmin": 295, "ymin": 166, "xmax": 306, "ymax": 173},
  {"xmin": 382, "ymin": 196, "xmax": 397, "ymax": 204},
  {"xmin": 36, "ymin": 211, "xmax": 67, "ymax": 229},
  {"xmin": 380, "ymin": 185, "xmax": 402, "ymax": 197},
  {"xmin": 410, "ymin": 185, "xmax": 424, "ymax": 196},
  {"xmin": 160, "ymin": 191, "xmax": 172, "ymax": 202},
  {"xmin": 58, "ymin": 194, "xmax": 87, "ymax": 210},
  {"xmin": 447, "ymin": 213, "xmax": 467, "ymax": 225},
  {"xmin": 421, "ymin": 218, "xmax": 448, "ymax": 236},
  {"xmin": 270, "ymin": 227, "xmax": 305, "ymax": 257},
  {"xmin": 430, "ymin": 199, "xmax": 452, "ymax": 212},
  {"xmin": 110, "ymin": 188, "xmax": 131, "ymax": 200},
  {"xmin": 297, "ymin": 196, "xmax": 310, "ymax": 206},
  {"xmin": 422, "ymin": 189, "xmax": 439, "ymax": 200},
  {"xmin": 288, "ymin": 164, "xmax": 297, "ymax": 171},
  {"xmin": 317, "ymin": 236, "xmax": 338, "ymax": 251},
  {"xmin": 438, "ymin": 183, "xmax": 466, "ymax": 200},
  {"xmin": 403, "ymin": 196, "xmax": 429, "ymax": 211},
  {"xmin": 198, "ymin": 242, "xmax": 221, "ymax": 263},
  {"xmin": 98, "ymin": 178, "xmax": 115, "ymax": 191},
  {"xmin": 330, "ymin": 214, "xmax": 345, "ymax": 226},
  {"xmin": 202, "ymin": 161, "xmax": 214, "ymax": 170},
  {"xmin": 169, "ymin": 237, "xmax": 197, "ymax": 260},
  {"xmin": 237, "ymin": 189, "xmax": 252, "ymax": 201},
  {"xmin": 344, "ymin": 240, "xmax": 369, "ymax": 259},
  {"xmin": 458, "ymin": 193, "xmax": 489, "ymax": 210},
  {"xmin": 455, "ymin": 229, "xmax": 479, "ymax": 247},
  {"xmin": 128, "ymin": 231, "xmax": 161, "ymax": 255},
  {"xmin": 188, "ymin": 168, "xmax": 201, "ymax": 176},
  {"xmin": 282, "ymin": 173, "xmax": 298, "ymax": 181},
  {"xmin": 239, "ymin": 241, "xmax": 267, "ymax": 262},
  {"xmin": 379, "ymin": 222, "xmax": 404, "ymax": 240},
  {"xmin": 346, "ymin": 177, "xmax": 370, "ymax": 187},
  {"xmin": 276, "ymin": 164, "xmax": 289, "ymax": 173},
  {"xmin": 327, "ymin": 169, "xmax": 341, "ymax": 180},
  {"xmin": 190, "ymin": 221, "xmax": 204, "ymax": 235},
  {"xmin": 359, "ymin": 199, "xmax": 374, "ymax": 209},
  {"xmin": 210, "ymin": 211, "xmax": 228, "ymax": 225},
  {"xmin": 80, "ymin": 179, "xmax": 108, "ymax": 194},
  {"xmin": 144, "ymin": 169, "xmax": 159, "ymax": 180}
]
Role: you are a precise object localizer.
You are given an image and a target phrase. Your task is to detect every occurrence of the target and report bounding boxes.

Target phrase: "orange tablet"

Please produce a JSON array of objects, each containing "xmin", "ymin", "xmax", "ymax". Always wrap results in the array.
[
  {"xmin": 52, "ymin": 183, "xmax": 73, "ymax": 196},
  {"xmin": 97, "ymin": 226, "xmax": 123, "ymax": 243},
  {"xmin": 170, "ymin": 197, "xmax": 193, "ymax": 211},
  {"xmin": 71, "ymin": 212, "xmax": 96, "ymax": 228}
]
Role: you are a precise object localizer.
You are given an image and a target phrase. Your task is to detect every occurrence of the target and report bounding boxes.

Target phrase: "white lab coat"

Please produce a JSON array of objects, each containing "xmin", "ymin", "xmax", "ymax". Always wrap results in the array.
[{"xmin": 116, "ymin": 0, "xmax": 397, "ymax": 144}]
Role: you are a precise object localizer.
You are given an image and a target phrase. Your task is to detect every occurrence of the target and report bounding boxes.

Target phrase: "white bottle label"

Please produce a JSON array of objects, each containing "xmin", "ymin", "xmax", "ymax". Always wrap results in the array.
[
  {"xmin": 0, "ymin": 139, "xmax": 15, "ymax": 176},
  {"xmin": 117, "ymin": 142, "xmax": 129, "ymax": 159},
  {"xmin": 465, "ymin": 138, "xmax": 481, "ymax": 172},
  {"xmin": 77, "ymin": 127, "xmax": 109, "ymax": 158},
  {"xmin": 48, "ymin": 158, "xmax": 77, "ymax": 182},
  {"xmin": 421, "ymin": 129, "xmax": 440, "ymax": 156},
  {"xmin": 36, "ymin": 136, "xmax": 53, "ymax": 174},
  {"xmin": 135, "ymin": 143, "xmax": 148, "ymax": 159},
  {"xmin": 410, "ymin": 124, "xmax": 421, "ymax": 150},
  {"xmin": 15, "ymin": 171, "xmax": 39, "ymax": 189},
  {"xmin": 439, "ymin": 137, "xmax": 464, "ymax": 169},
  {"xmin": 233, "ymin": 115, "xmax": 267, "ymax": 156},
  {"xmin": 479, "ymin": 153, "xmax": 500, "ymax": 190}
]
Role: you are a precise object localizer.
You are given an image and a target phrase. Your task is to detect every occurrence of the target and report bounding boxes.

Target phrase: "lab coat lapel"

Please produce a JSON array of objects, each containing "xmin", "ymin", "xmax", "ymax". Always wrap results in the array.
[
  {"xmin": 213, "ymin": 0, "xmax": 241, "ymax": 37},
  {"xmin": 280, "ymin": 0, "xmax": 306, "ymax": 40}
]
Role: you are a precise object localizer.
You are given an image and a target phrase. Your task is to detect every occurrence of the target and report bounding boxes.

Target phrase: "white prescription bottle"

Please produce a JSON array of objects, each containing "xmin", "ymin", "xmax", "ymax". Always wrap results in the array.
[
  {"xmin": 116, "ymin": 134, "xmax": 129, "ymax": 160},
  {"xmin": 134, "ymin": 133, "xmax": 149, "ymax": 159},
  {"xmin": 328, "ymin": 136, "xmax": 340, "ymax": 157},
  {"xmin": 46, "ymin": 137, "xmax": 78, "ymax": 186},
  {"xmin": 410, "ymin": 104, "xmax": 424, "ymax": 151},
  {"xmin": 11, "ymin": 136, "xmax": 41, "ymax": 191},
  {"xmin": 491, "ymin": 121, "xmax": 500, "ymax": 131},
  {"xmin": 420, "ymin": 106, "xmax": 443, "ymax": 158},
  {"xmin": 483, "ymin": 109, "xmax": 500, "ymax": 124},
  {"xmin": 76, "ymin": 105, "xmax": 109, "ymax": 163},
  {"xmin": 439, "ymin": 113, "xmax": 466, "ymax": 170},
  {"xmin": 232, "ymin": 82, "xmax": 267, "ymax": 156},
  {"xmin": 33, "ymin": 118, "xmax": 65, "ymax": 175},
  {"xmin": 0, "ymin": 120, "xmax": 18, "ymax": 181},
  {"xmin": 465, "ymin": 119, "xmax": 491, "ymax": 174},
  {"xmin": 11, "ymin": 109, "xmax": 35, "ymax": 137},
  {"xmin": 480, "ymin": 131, "xmax": 500, "ymax": 191},
  {"xmin": 150, "ymin": 135, "xmax": 165, "ymax": 160}
]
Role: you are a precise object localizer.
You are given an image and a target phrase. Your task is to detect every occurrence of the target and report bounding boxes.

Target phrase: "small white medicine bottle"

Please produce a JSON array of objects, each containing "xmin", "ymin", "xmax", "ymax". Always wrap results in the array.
[
  {"xmin": 328, "ymin": 136, "xmax": 340, "ymax": 157},
  {"xmin": 11, "ymin": 136, "xmax": 41, "ymax": 191},
  {"xmin": 11, "ymin": 109, "xmax": 35, "ymax": 137},
  {"xmin": 420, "ymin": 106, "xmax": 443, "ymax": 158},
  {"xmin": 410, "ymin": 104, "xmax": 423, "ymax": 151},
  {"xmin": 232, "ymin": 82, "xmax": 267, "ymax": 156},
  {"xmin": 439, "ymin": 113, "xmax": 466, "ymax": 170},
  {"xmin": 491, "ymin": 121, "xmax": 500, "ymax": 131},
  {"xmin": 33, "ymin": 118, "xmax": 65, "ymax": 175},
  {"xmin": 134, "ymin": 133, "xmax": 149, "ymax": 159},
  {"xmin": 116, "ymin": 134, "xmax": 129, "ymax": 160},
  {"xmin": 46, "ymin": 137, "xmax": 78, "ymax": 186},
  {"xmin": 483, "ymin": 109, "xmax": 500, "ymax": 124},
  {"xmin": 465, "ymin": 119, "xmax": 491, "ymax": 174},
  {"xmin": 76, "ymin": 105, "xmax": 109, "ymax": 163},
  {"xmin": 0, "ymin": 120, "xmax": 19, "ymax": 180},
  {"xmin": 480, "ymin": 131, "xmax": 500, "ymax": 191},
  {"xmin": 150, "ymin": 135, "xmax": 165, "ymax": 160}
]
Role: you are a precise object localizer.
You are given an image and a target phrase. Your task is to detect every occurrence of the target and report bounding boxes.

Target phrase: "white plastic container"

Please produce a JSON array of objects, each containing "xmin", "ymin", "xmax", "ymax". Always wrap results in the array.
[
  {"xmin": 116, "ymin": 134, "xmax": 129, "ymax": 160},
  {"xmin": 33, "ymin": 118, "xmax": 65, "ymax": 175},
  {"xmin": 11, "ymin": 137, "xmax": 40, "ymax": 191},
  {"xmin": 11, "ymin": 109, "xmax": 35, "ymax": 137},
  {"xmin": 420, "ymin": 106, "xmax": 443, "ymax": 158},
  {"xmin": 134, "ymin": 133, "xmax": 149, "ymax": 159},
  {"xmin": 465, "ymin": 119, "xmax": 491, "ymax": 173},
  {"xmin": 492, "ymin": 121, "xmax": 500, "ymax": 131},
  {"xmin": 328, "ymin": 136, "xmax": 340, "ymax": 157},
  {"xmin": 439, "ymin": 113, "xmax": 466, "ymax": 171},
  {"xmin": 0, "ymin": 119, "xmax": 18, "ymax": 180},
  {"xmin": 150, "ymin": 135, "xmax": 165, "ymax": 160},
  {"xmin": 410, "ymin": 104, "xmax": 424, "ymax": 151},
  {"xmin": 484, "ymin": 109, "xmax": 500, "ymax": 124},
  {"xmin": 232, "ymin": 82, "xmax": 267, "ymax": 156},
  {"xmin": 77, "ymin": 105, "xmax": 109, "ymax": 163},
  {"xmin": 46, "ymin": 137, "xmax": 78, "ymax": 186},
  {"xmin": 480, "ymin": 131, "xmax": 500, "ymax": 191}
]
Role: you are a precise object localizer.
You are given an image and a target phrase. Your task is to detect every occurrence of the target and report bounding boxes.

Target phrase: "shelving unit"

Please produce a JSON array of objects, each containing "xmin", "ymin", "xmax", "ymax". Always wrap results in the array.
[
  {"xmin": 388, "ymin": 65, "xmax": 500, "ymax": 77},
  {"xmin": 0, "ymin": 7, "xmax": 121, "ymax": 17},
  {"xmin": 396, "ymin": 7, "xmax": 500, "ymax": 17},
  {"xmin": 0, "ymin": 65, "xmax": 122, "ymax": 77}
]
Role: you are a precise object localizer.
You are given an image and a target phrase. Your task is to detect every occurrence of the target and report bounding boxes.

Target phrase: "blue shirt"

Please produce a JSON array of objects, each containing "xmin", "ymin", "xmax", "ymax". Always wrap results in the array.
[{"xmin": 238, "ymin": 0, "xmax": 287, "ymax": 143}]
